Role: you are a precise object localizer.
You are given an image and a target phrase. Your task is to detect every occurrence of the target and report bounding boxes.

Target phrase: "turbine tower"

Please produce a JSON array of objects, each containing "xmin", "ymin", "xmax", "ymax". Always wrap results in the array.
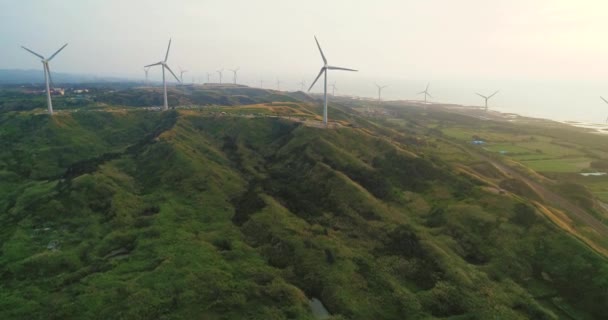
[
  {"xmin": 418, "ymin": 83, "xmax": 432, "ymax": 103},
  {"xmin": 308, "ymin": 36, "xmax": 357, "ymax": 126},
  {"xmin": 144, "ymin": 67, "xmax": 151, "ymax": 86},
  {"xmin": 298, "ymin": 80, "xmax": 306, "ymax": 91},
  {"xmin": 21, "ymin": 43, "xmax": 68, "ymax": 115},
  {"xmin": 207, "ymin": 72, "xmax": 213, "ymax": 83},
  {"xmin": 229, "ymin": 67, "xmax": 240, "ymax": 84},
  {"xmin": 375, "ymin": 83, "xmax": 388, "ymax": 102},
  {"xmin": 179, "ymin": 67, "xmax": 188, "ymax": 84},
  {"xmin": 144, "ymin": 38, "xmax": 181, "ymax": 111},
  {"xmin": 217, "ymin": 69, "xmax": 224, "ymax": 84},
  {"xmin": 330, "ymin": 82, "xmax": 337, "ymax": 96},
  {"xmin": 276, "ymin": 79, "xmax": 282, "ymax": 90},
  {"xmin": 600, "ymin": 96, "xmax": 608, "ymax": 123},
  {"xmin": 476, "ymin": 90, "xmax": 499, "ymax": 111}
]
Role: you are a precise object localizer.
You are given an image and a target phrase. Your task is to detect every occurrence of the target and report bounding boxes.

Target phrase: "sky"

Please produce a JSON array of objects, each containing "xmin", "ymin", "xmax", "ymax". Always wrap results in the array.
[{"xmin": 2, "ymin": 0, "xmax": 608, "ymax": 122}]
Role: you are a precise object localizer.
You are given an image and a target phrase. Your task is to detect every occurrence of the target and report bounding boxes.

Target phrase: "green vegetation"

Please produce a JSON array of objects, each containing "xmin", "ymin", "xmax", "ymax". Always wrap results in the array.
[{"xmin": 1, "ymin": 88, "xmax": 608, "ymax": 319}]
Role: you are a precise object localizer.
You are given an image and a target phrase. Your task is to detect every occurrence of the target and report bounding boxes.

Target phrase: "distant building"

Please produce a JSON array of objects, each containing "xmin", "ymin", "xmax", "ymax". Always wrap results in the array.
[
  {"xmin": 472, "ymin": 140, "xmax": 485, "ymax": 145},
  {"xmin": 49, "ymin": 88, "xmax": 65, "ymax": 96},
  {"xmin": 580, "ymin": 172, "xmax": 607, "ymax": 177}
]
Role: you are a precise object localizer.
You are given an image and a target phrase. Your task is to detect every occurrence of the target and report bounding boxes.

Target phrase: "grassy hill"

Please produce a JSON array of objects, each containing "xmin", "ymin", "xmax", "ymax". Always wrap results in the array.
[{"xmin": 1, "ymin": 89, "xmax": 607, "ymax": 319}]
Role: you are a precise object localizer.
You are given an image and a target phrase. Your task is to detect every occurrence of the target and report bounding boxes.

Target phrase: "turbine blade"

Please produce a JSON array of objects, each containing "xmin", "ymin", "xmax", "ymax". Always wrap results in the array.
[
  {"xmin": 327, "ymin": 65, "xmax": 357, "ymax": 72},
  {"xmin": 601, "ymin": 96, "xmax": 608, "ymax": 105},
  {"xmin": 308, "ymin": 68, "xmax": 325, "ymax": 91},
  {"xmin": 21, "ymin": 46, "xmax": 44, "ymax": 59},
  {"xmin": 145, "ymin": 62, "xmax": 163, "ymax": 68},
  {"xmin": 45, "ymin": 63, "xmax": 55, "ymax": 89},
  {"xmin": 165, "ymin": 65, "xmax": 181, "ymax": 83},
  {"xmin": 426, "ymin": 92, "xmax": 433, "ymax": 98},
  {"xmin": 488, "ymin": 90, "xmax": 500, "ymax": 99},
  {"xmin": 314, "ymin": 36, "xmax": 327, "ymax": 64},
  {"xmin": 417, "ymin": 91, "xmax": 426, "ymax": 95},
  {"xmin": 164, "ymin": 39, "xmax": 172, "ymax": 62},
  {"xmin": 48, "ymin": 43, "xmax": 68, "ymax": 61},
  {"xmin": 476, "ymin": 93, "xmax": 487, "ymax": 99},
  {"xmin": 425, "ymin": 83, "xmax": 430, "ymax": 91}
]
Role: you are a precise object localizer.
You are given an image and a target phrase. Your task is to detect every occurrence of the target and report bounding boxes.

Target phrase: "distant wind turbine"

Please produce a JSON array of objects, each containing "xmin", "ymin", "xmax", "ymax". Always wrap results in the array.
[
  {"xmin": 330, "ymin": 82, "xmax": 337, "ymax": 96},
  {"xmin": 375, "ymin": 83, "xmax": 388, "ymax": 102},
  {"xmin": 418, "ymin": 83, "xmax": 432, "ymax": 103},
  {"xmin": 207, "ymin": 72, "xmax": 213, "ymax": 83},
  {"xmin": 144, "ymin": 38, "xmax": 181, "ymax": 111},
  {"xmin": 229, "ymin": 67, "xmax": 240, "ymax": 84},
  {"xmin": 179, "ymin": 67, "xmax": 188, "ymax": 84},
  {"xmin": 308, "ymin": 36, "xmax": 357, "ymax": 126},
  {"xmin": 298, "ymin": 80, "xmax": 306, "ymax": 91},
  {"xmin": 601, "ymin": 96, "xmax": 608, "ymax": 123},
  {"xmin": 260, "ymin": 80, "xmax": 264, "ymax": 88},
  {"xmin": 277, "ymin": 79, "xmax": 282, "ymax": 90},
  {"xmin": 21, "ymin": 43, "xmax": 68, "ymax": 115},
  {"xmin": 144, "ymin": 67, "xmax": 150, "ymax": 86},
  {"xmin": 476, "ymin": 90, "xmax": 500, "ymax": 111},
  {"xmin": 217, "ymin": 69, "xmax": 224, "ymax": 84}
]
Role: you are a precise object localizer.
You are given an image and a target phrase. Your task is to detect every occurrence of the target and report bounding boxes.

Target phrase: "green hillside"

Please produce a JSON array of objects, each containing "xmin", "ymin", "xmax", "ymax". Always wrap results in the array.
[{"xmin": 1, "ymin": 89, "xmax": 607, "ymax": 319}]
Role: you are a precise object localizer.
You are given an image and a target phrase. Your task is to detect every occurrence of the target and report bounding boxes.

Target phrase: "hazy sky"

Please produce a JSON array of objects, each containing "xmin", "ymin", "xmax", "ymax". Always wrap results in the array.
[{"xmin": 2, "ymin": 0, "xmax": 608, "ymax": 122}]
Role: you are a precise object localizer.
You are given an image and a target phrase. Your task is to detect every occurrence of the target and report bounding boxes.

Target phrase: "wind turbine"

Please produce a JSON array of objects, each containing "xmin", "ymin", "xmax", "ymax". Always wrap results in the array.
[
  {"xmin": 476, "ymin": 90, "xmax": 499, "ymax": 111},
  {"xmin": 207, "ymin": 72, "xmax": 213, "ymax": 83},
  {"xmin": 21, "ymin": 43, "xmax": 68, "ymax": 115},
  {"xmin": 217, "ymin": 69, "xmax": 224, "ymax": 84},
  {"xmin": 229, "ymin": 67, "xmax": 240, "ymax": 84},
  {"xmin": 308, "ymin": 36, "xmax": 357, "ymax": 126},
  {"xmin": 601, "ymin": 96, "xmax": 608, "ymax": 123},
  {"xmin": 144, "ymin": 67, "xmax": 151, "ymax": 86},
  {"xmin": 418, "ymin": 83, "xmax": 432, "ymax": 103},
  {"xmin": 144, "ymin": 38, "xmax": 181, "ymax": 111},
  {"xmin": 260, "ymin": 80, "xmax": 264, "ymax": 88},
  {"xmin": 298, "ymin": 80, "xmax": 306, "ymax": 91},
  {"xmin": 330, "ymin": 82, "xmax": 337, "ymax": 96},
  {"xmin": 179, "ymin": 67, "xmax": 188, "ymax": 84},
  {"xmin": 276, "ymin": 79, "xmax": 282, "ymax": 90},
  {"xmin": 375, "ymin": 83, "xmax": 388, "ymax": 102}
]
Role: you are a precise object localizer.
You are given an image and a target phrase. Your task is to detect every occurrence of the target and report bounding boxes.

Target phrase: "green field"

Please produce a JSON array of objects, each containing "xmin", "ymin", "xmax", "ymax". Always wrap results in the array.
[{"xmin": 521, "ymin": 158, "xmax": 591, "ymax": 173}]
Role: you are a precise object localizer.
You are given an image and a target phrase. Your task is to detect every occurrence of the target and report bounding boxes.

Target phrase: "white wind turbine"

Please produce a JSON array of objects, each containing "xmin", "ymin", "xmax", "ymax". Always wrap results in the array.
[
  {"xmin": 144, "ymin": 67, "xmax": 151, "ymax": 86},
  {"xmin": 418, "ymin": 83, "xmax": 432, "ymax": 103},
  {"xmin": 476, "ymin": 90, "xmax": 499, "ymax": 111},
  {"xmin": 229, "ymin": 67, "xmax": 240, "ymax": 84},
  {"xmin": 330, "ymin": 82, "xmax": 337, "ymax": 96},
  {"xmin": 276, "ymin": 79, "xmax": 282, "ymax": 90},
  {"xmin": 144, "ymin": 39, "xmax": 181, "ymax": 111},
  {"xmin": 298, "ymin": 80, "xmax": 306, "ymax": 91},
  {"xmin": 375, "ymin": 83, "xmax": 388, "ymax": 102},
  {"xmin": 308, "ymin": 36, "xmax": 357, "ymax": 126},
  {"xmin": 21, "ymin": 43, "xmax": 68, "ymax": 115},
  {"xmin": 179, "ymin": 67, "xmax": 188, "ymax": 84},
  {"xmin": 217, "ymin": 69, "xmax": 224, "ymax": 84}
]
